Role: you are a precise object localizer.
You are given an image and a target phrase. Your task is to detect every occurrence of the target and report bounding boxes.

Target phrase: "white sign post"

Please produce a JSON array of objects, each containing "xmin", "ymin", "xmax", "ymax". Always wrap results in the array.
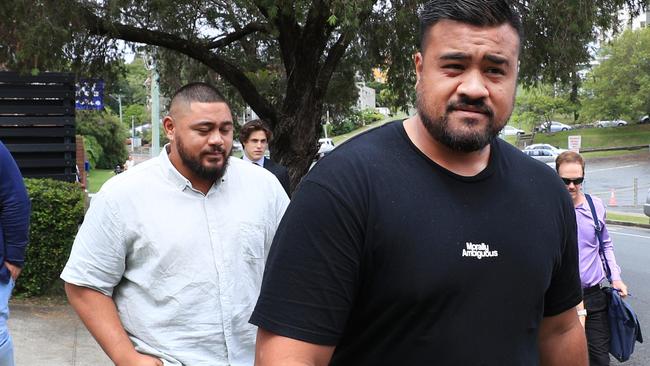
[{"xmin": 568, "ymin": 135, "xmax": 582, "ymax": 153}]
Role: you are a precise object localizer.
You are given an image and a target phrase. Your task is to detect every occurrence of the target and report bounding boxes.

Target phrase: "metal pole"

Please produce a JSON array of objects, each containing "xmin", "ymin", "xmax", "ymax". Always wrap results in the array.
[
  {"xmin": 131, "ymin": 116, "xmax": 135, "ymax": 152},
  {"xmin": 151, "ymin": 60, "xmax": 160, "ymax": 157}
]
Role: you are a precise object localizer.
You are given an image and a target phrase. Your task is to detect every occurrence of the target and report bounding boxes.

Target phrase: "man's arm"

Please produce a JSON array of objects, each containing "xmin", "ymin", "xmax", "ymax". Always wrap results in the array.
[
  {"xmin": 255, "ymin": 328, "xmax": 335, "ymax": 366},
  {"xmin": 538, "ymin": 307, "xmax": 588, "ymax": 366},
  {"xmin": 65, "ymin": 283, "xmax": 162, "ymax": 366}
]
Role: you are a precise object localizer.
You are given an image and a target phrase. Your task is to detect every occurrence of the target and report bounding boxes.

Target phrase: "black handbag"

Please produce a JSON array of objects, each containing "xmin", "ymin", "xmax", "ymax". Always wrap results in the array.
[{"xmin": 585, "ymin": 194, "xmax": 643, "ymax": 362}]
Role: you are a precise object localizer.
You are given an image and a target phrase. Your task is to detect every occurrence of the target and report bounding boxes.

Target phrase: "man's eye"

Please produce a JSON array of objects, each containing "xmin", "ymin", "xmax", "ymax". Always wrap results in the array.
[
  {"xmin": 443, "ymin": 64, "xmax": 464, "ymax": 70},
  {"xmin": 487, "ymin": 67, "xmax": 505, "ymax": 75}
]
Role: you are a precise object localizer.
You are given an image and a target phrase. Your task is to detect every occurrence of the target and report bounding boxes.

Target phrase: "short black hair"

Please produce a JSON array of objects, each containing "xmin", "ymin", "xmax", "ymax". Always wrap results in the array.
[
  {"xmin": 168, "ymin": 82, "xmax": 228, "ymax": 115},
  {"xmin": 419, "ymin": 0, "xmax": 523, "ymax": 52}
]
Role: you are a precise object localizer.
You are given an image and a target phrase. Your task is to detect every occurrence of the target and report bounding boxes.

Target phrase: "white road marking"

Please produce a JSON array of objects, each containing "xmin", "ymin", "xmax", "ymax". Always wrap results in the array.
[{"xmin": 608, "ymin": 230, "xmax": 650, "ymax": 240}]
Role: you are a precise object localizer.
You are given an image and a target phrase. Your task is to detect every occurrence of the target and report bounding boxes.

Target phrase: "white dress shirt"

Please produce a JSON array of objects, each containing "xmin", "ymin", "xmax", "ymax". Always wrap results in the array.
[
  {"xmin": 61, "ymin": 147, "xmax": 289, "ymax": 365},
  {"xmin": 241, "ymin": 153, "xmax": 264, "ymax": 167}
]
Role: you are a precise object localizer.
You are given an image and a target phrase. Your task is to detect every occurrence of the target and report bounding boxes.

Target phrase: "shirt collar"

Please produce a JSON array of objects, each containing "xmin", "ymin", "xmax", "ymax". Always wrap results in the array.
[{"xmin": 242, "ymin": 153, "xmax": 264, "ymax": 167}]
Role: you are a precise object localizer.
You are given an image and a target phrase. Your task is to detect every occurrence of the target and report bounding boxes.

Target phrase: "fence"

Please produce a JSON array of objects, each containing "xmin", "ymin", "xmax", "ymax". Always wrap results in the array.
[{"xmin": 0, "ymin": 72, "xmax": 77, "ymax": 182}]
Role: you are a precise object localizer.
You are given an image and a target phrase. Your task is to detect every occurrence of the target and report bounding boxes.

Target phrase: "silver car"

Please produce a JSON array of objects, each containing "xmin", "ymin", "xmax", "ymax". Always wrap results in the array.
[
  {"xmin": 595, "ymin": 119, "xmax": 628, "ymax": 128},
  {"xmin": 522, "ymin": 148, "xmax": 559, "ymax": 164}
]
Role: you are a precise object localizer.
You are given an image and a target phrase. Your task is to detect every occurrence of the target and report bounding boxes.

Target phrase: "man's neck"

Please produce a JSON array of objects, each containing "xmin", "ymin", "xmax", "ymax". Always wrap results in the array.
[
  {"xmin": 403, "ymin": 117, "xmax": 491, "ymax": 177},
  {"xmin": 243, "ymin": 153, "xmax": 264, "ymax": 166}
]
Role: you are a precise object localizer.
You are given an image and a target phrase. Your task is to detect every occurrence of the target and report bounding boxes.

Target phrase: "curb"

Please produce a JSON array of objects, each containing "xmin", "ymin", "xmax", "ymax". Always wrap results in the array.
[{"xmin": 606, "ymin": 219, "xmax": 650, "ymax": 229}]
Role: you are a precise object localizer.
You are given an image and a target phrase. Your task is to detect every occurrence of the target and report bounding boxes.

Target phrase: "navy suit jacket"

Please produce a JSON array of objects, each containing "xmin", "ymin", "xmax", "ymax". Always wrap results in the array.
[{"xmin": 262, "ymin": 157, "xmax": 291, "ymax": 197}]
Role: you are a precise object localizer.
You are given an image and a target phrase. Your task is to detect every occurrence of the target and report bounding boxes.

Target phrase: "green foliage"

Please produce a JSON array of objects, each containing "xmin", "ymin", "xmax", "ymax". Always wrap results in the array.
[
  {"xmin": 82, "ymin": 135, "xmax": 103, "ymax": 169},
  {"xmin": 511, "ymin": 84, "xmax": 577, "ymax": 132},
  {"xmin": 77, "ymin": 110, "xmax": 128, "ymax": 169},
  {"xmin": 360, "ymin": 108, "xmax": 384, "ymax": 123},
  {"xmin": 122, "ymin": 104, "xmax": 149, "ymax": 131},
  {"xmin": 581, "ymin": 27, "xmax": 650, "ymax": 123},
  {"xmin": 17, "ymin": 179, "xmax": 85, "ymax": 297}
]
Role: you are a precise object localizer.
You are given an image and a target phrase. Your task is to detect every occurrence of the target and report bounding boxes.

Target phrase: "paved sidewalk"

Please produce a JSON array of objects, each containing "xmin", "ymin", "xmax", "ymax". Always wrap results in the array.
[{"xmin": 8, "ymin": 300, "xmax": 111, "ymax": 366}]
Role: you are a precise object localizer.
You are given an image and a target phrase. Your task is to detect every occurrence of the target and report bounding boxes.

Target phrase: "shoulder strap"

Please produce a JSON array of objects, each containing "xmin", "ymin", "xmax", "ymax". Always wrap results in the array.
[{"xmin": 584, "ymin": 194, "xmax": 612, "ymax": 281}]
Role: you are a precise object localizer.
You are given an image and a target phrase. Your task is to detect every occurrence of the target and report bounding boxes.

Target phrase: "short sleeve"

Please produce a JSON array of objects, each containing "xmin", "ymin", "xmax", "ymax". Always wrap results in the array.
[
  {"xmin": 60, "ymin": 191, "xmax": 127, "ymax": 296},
  {"xmin": 543, "ymin": 197, "xmax": 582, "ymax": 316},
  {"xmin": 250, "ymin": 180, "xmax": 364, "ymax": 345}
]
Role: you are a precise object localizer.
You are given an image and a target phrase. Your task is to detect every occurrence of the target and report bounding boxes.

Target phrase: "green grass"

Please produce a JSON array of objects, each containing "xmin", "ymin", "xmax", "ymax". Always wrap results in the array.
[
  {"xmin": 86, "ymin": 169, "xmax": 114, "ymax": 193},
  {"xmin": 533, "ymin": 124, "xmax": 650, "ymax": 150},
  {"xmin": 331, "ymin": 113, "xmax": 407, "ymax": 145},
  {"xmin": 608, "ymin": 211, "xmax": 650, "ymax": 226}
]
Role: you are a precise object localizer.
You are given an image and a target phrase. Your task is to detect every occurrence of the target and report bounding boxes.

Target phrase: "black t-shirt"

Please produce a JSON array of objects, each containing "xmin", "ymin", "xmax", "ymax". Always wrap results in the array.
[{"xmin": 250, "ymin": 121, "xmax": 581, "ymax": 365}]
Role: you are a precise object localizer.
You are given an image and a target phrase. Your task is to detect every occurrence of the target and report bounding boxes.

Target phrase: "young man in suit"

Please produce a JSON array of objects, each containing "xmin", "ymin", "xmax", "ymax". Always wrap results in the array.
[{"xmin": 240, "ymin": 119, "xmax": 291, "ymax": 196}]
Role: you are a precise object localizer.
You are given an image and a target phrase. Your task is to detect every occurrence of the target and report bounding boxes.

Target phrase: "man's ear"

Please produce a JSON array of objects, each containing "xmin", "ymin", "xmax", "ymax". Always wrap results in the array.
[
  {"xmin": 414, "ymin": 52, "xmax": 423, "ymax": 87},
  {"xmin": 162, "ymin": 116, "xmax": 175, "ymax": 141}
]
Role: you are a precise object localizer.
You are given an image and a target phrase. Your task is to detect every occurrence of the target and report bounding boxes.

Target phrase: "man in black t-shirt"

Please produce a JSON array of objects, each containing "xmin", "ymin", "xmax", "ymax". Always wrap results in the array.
[{"xmin": 250, "ymin": 1, "xmax": 587, "ymax": 365}]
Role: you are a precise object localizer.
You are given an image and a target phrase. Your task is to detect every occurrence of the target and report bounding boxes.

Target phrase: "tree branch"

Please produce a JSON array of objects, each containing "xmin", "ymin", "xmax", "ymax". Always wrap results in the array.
[
  {"xmin": 77, "ymin": 5, "xmax": 278, "ymax": 126},
  {"xmin": 206, "ymin": 22, "xmax": 268, "ymax": 49}
]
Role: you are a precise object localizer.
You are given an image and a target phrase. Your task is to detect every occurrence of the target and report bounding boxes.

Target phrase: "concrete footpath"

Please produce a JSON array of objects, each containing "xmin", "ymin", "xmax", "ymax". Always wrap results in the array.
[{"xmin": 7, "ymin": 300, "xmax": 111, "ymax": 366}]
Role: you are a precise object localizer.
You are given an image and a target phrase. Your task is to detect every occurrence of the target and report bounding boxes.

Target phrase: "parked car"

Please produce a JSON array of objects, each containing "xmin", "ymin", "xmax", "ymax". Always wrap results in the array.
[
  {"xmin": 594, "ymin": 119, "xmax": 628, "ymax": 128},
  {"xmin": 645, "ymin": 188, "xmax": 650, "ymax": 218},
  {"xmin": 522, "ymin": 148, "xmax": 559, "ymax": 164},
  {"xmin": 501, "ymin": 125, "xmax": 524, "ymax": 136},
  {"xmin": 535, "ymin": 121, "xmax": 572, "ymax": 133},
  {"xmin": 639, "ymin": 115, "xmax": 649, "ymax": 124},
  {"xmin": 523, "ymin": 143, "xmax": 567, "ymax": 155}
]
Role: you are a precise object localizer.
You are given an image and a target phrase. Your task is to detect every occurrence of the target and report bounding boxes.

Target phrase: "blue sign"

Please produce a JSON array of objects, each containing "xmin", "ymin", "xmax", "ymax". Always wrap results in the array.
[{"xmin": 75, "ymin": 79, "xmax": 104, "ymax": 110}]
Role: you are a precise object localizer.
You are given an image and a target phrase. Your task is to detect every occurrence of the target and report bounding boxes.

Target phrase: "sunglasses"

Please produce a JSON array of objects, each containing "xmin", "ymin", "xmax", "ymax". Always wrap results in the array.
[{"xmin": 561, "ymin": 177, "xmax": 584, "ymax": 185}]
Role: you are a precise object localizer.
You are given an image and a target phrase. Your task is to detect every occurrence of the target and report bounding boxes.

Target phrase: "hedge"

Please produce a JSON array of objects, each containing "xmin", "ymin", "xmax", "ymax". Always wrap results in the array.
[{"xmin": 16, "ymin": 178, "xmax": 85, "ymax": 297}]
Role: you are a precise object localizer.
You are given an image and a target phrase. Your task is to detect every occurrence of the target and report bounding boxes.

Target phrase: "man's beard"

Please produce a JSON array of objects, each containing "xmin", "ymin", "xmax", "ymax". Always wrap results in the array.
[
  {"xmin": 176, "ymin": 136, "xmax": 231, "ymax": 182},
  {"xmin": 416, "ymin": 91, "xmax": 502, "ymax": 152}
]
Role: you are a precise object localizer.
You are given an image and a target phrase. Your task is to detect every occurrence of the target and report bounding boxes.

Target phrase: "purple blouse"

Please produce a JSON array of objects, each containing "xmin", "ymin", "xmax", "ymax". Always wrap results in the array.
[{"xmin": 575, "ymin": 195, "xmax": 622, "ymax": 288}]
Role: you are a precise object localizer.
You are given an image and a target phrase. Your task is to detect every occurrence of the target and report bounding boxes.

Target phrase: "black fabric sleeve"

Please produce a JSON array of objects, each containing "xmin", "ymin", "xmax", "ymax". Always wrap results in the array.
[
  {"xmin": 250, "ymin": 180, "xmax": 364, "ymax": 345},
  {"xmin": 543, "ymin": 194, "xmax": 583, "ymax": 316}
]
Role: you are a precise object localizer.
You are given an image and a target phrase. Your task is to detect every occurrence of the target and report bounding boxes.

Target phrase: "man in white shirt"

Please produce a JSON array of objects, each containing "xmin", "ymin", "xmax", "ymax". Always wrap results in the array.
[{"xmin": 61, "ymin": 82, "xmax": 289, "ymax": 366}]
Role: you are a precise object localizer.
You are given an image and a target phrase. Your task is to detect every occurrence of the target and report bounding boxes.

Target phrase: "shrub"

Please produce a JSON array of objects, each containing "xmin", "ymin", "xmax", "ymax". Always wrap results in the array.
[{"xmin": 16, "ymin": 179, "xmax": 85, "ymax": 297}]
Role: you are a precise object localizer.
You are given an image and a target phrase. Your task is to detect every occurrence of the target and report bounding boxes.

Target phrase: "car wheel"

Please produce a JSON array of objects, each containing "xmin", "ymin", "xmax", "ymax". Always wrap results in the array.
[
  {"xmin": 561, "ymin": 128, "xmax": 568, "ymax": 131},
  {"xmin": 617, "ymin": 123, "xmax": 624, "ymax": 126},
  {"xmin": 597, "ymin": 124, "xmax": 604, "ymax": 128}
]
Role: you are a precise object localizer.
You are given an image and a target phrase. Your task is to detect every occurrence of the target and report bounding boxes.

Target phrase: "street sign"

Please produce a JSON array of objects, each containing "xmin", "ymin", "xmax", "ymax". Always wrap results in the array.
[{"xmin": 568, "ymin": 135, "xmax": 581, "ymax": 152}]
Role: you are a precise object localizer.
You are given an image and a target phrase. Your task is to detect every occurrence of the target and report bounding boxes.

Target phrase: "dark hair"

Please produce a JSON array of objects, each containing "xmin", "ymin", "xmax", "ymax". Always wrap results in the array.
[
  {"xmin": 555, "ymin": 151, "xmax": 585, "ymax": 173},
  {"xmin": 419, "ymin": 0, "xmax": 523, "ymax": 52},
  {"xmin": 168, "ymin": 82, "xmax": 228, "ymax": 114},
  {"xmin": 239, "ymin": 119, "xmax": 272, "ymax": 144}
]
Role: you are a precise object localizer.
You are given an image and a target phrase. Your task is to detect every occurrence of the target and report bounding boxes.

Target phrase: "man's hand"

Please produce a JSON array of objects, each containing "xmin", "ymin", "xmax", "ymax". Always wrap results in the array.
[
  {"xmin": 115, "ymin": 351, "xmax": 163, "ymax": 366},
  {"xmin": 4, "ymin": 261, "xmax": 21, "ymax": 281},
  {"xmin": 612, "ymin": 280, "xmax": 628, "ymax": 298}
]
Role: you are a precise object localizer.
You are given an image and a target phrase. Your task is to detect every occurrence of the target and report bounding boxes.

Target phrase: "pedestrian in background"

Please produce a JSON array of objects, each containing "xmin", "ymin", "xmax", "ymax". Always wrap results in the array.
[
  {"xmin": 62, "ymin": 82, "xmax": 288, "ymax": 365},
  {"xmin": 0, "ymin": 141, "xmax": 30, "ymax": 366},
  {"xmin": 556, "ymin": 151, "xmax": 628, "ymax": 366},
  {"xmin": 239, "ymin": 119, "xmax": 291, "ymax": 197},
  {"xmin": 250, "ymin": 1, "xmax": 587, "ymax": 365}
]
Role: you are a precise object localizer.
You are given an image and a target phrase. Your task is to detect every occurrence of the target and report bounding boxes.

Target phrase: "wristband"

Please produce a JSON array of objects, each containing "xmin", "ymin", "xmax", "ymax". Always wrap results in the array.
[{"xmin": 577, "ymin": 309, "xmax": 587, "ymax": 317}]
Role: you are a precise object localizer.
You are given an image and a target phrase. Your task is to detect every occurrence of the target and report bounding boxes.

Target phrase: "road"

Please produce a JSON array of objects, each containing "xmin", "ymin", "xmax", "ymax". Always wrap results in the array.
[
  {"xmin": 607, "ymin": 224, "xmax": 650, "ymax": 365},
  {"xmin": 583, "ymin": 151, "xmax": 650, "ymax": 215}
]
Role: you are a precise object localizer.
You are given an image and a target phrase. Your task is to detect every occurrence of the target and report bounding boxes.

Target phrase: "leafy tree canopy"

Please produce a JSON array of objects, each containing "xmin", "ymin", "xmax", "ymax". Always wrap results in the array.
[
  {"xmin": 1, "ymin": 0, "xmax": 647, "ymax": 187},
  {"xmin": 580, "ymin": 27, "xmax": 650, "ymax": 123}
]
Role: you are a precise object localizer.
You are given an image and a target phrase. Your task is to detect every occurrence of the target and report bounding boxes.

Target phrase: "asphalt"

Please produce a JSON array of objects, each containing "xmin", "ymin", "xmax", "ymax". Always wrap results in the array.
[{"xmin": 8, "ymin": 300, "xmax": 111, "ymax": 366}]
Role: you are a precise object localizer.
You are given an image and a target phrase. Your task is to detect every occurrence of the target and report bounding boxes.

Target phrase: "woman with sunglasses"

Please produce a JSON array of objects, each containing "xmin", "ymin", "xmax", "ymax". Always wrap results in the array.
[{"xmin": 555, "ymin": 151, "xmax": 628, "ymax": 366}]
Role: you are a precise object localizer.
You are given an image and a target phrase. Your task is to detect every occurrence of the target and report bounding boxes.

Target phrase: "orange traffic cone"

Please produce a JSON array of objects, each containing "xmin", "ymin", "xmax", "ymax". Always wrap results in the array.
[{"xmin": 608, "ymin": 189, "xmax": 618, "ymax": 207}]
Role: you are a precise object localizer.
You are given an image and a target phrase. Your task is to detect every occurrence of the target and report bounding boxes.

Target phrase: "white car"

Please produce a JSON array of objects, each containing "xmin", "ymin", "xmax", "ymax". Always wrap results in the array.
[
  {"xmin": 594, "ymin": 119, "xmax": 628, "ymax": 128},
  {"xmin": 538, "ymin": 121, "xmax": 572, "ymax": 132},
  {"xmin": 501, "ymin": 125, "xmax": 524, "ymax": 136},
  {"xmin": 522, "ymin": 148, "xmax": 559, "ymax": 164},
  {"xmin": 523, "ymin": 143, "xmax": 567, "ymax": 155}
]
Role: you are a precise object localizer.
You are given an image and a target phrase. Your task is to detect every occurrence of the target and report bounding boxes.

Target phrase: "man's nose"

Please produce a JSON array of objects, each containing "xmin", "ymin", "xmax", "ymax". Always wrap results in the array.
[
  {"xmin": 207, "ymin": 131, "xmax": 224, "ymax": 145},
  {"xmin": 457, "ymin": 69, "xmax": 489, "ymax": 100}
]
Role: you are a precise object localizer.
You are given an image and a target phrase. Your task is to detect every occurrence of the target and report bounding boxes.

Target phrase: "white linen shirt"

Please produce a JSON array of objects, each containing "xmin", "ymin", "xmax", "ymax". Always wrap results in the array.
[{"xmin": 61, "ymin": 147, "xmax": 289, "ymax": 365}]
